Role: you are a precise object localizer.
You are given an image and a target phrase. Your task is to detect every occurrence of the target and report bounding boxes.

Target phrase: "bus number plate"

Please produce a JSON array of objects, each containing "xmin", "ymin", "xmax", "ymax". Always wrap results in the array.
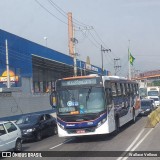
[{"xmin": 76, "ymin": 130, "xmax": 85, "ymax": 134}]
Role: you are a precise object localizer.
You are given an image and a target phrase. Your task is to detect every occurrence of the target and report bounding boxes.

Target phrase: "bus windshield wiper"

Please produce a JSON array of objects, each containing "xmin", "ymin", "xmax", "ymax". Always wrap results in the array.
[{"xmin": 86, "ymin": 87, "xmax": 92, "ymax": 102}]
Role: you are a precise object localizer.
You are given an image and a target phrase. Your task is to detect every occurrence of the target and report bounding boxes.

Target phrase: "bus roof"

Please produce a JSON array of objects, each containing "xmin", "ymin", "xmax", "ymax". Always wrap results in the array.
[{"xmin": 62, "ymin": 74, "xmax": 99, "ymax": 80}]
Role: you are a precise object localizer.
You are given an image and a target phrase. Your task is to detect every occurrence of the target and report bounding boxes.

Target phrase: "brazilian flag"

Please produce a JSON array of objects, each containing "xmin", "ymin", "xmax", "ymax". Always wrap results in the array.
[{"xmin": 128, "ymin": 49, "xmax": 135, "ymax": 66}]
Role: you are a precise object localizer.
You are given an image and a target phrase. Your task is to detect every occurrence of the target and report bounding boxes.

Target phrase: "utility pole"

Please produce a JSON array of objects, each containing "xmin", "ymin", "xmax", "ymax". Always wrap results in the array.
[
  {"xmin": 114, "ymin": 58, "xmax": 121, "ymax": 75},
  {"xmin": 101, "ymin": 45, "xmax": 111, "ymax": 75},
  {"xmin": 68, "ymin": 12, "xmax": 78, "ymax": 76},
  {"xmin": 5, "ymin": 39, "xmax": 10, "ymax": 88}
]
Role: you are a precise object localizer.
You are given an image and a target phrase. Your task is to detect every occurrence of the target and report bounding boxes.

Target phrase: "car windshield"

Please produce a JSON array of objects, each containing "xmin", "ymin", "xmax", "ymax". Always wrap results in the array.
[
  {"xmin": 141, "ymin": 101, "xmax": 152, "ymax": 109},
  {"xmin": 16, "ymin": 115, "xmax": 39, "ymax": 125},
  {"xmin": 148, "ymin": 91, "xmax": 158, "ymax": 96},
  {"xmin": 139, "ymin": 88, "xmax": 147, "ymax": 97},
  {"xmin": 57, "ymin": 87, "xmax": 105, "ymax": 115}
]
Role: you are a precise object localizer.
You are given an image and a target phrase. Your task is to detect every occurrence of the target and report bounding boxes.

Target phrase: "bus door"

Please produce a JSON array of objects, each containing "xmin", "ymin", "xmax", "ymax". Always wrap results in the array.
[
  {"xmin": 105, "ymin": 81, "xmax": 113, "ymax": 113},
  {"xmin": 105, "ymin": 81, "xmax": 115, "ymax": 130}
]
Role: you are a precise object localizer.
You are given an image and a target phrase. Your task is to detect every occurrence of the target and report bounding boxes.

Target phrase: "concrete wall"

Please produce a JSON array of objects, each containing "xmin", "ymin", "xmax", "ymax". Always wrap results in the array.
[{"xmin": 0, "ymin": 92, "xmax": 52, "ymax": 119}]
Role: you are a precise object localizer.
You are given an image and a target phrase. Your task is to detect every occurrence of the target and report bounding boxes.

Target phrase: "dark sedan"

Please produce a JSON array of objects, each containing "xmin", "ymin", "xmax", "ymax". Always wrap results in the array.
[
  {"xmin": 139, "ymin": 99, "xmax": 154, "ymax": 116},
  {"xmin": 16, "ymin": 113, "xmax": 57, "ymax": 141}
]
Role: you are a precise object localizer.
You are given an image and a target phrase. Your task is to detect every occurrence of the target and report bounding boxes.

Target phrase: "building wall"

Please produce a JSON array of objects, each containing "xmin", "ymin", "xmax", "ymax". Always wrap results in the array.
[{"xmin": 0, "ymin": 29, "xmax": 108, "ymax": 92}]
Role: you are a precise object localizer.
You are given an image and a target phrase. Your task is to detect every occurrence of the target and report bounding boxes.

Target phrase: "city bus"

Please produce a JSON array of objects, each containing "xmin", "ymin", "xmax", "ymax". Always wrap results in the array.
[{"xmin": 50, "ymin": 75, "xmax": 140, "ymax": 137}]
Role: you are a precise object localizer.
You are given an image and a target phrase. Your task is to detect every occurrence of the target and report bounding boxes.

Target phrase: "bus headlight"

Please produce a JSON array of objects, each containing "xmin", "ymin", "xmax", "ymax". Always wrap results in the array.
[
  {"xmin": 97, "ymin": 121, "xmax": 102, "ymax": 127},
  {"xmin": 102, "ymin": 118, "xmax": 107, "ymax": 123},
  {"xmin": 58, "ymin": 122, "xmax": 64, "ymax": 129},
  {"xmin": 97, "ymin": 118, "xmax": 107, "ymax": 128}
]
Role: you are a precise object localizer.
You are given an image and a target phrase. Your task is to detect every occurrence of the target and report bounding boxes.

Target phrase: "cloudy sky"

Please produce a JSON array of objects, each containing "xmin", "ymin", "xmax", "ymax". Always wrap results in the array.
[{"xmin": 0, "ymin": 0, "xmax": 160, "ymax": 76}]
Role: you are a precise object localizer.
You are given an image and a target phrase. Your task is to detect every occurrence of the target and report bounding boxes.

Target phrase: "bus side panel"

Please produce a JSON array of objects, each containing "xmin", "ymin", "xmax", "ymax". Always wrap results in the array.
[{"xmin": 107, "ymin": 105, "xmax": 116, "ymax": 133}]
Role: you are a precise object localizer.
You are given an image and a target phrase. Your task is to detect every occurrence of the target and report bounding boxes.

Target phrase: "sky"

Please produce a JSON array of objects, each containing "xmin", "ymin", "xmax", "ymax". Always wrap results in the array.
[{"xmin": 0, "ymin": 0, "xmax": 160, "ymax": 77}]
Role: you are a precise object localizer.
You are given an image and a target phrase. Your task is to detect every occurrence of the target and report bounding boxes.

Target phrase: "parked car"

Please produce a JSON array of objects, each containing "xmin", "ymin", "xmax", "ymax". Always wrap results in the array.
[
  {"xmin": 0, "ymin": 121, "xmax": 22, "ymax": 151},
  {"xmin": 139, "ymin": 99, "xmax": 154, "ymax": 116},
  {"xmin": 16, "ymin": 113, "xmax": 57, "ymax": 141}
]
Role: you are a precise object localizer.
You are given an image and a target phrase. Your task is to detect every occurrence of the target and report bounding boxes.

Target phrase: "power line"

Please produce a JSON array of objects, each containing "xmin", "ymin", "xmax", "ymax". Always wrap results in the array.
[
  {"xmin": 48, "ymin": 0, "xmax": 89, "ymax": 28},
  {"xmin": 81, "ymin": 30, "xmax": 99, "ymax": 48},
  {"xmin": 35, "ymin": 0, "xmax": 68, "ymax": 25}
]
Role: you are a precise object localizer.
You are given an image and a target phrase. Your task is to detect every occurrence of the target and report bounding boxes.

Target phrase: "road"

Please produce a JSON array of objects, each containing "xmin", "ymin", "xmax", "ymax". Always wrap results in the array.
[{"xmin": 5, "ymin": 116, "xmax": 160, "ymax": 160}]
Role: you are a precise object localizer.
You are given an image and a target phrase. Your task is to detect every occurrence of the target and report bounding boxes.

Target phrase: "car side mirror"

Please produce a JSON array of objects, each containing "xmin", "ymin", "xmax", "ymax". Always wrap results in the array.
[{"xmin": 50, "ymin": 91, "xmax": 57, "ymax": 109}]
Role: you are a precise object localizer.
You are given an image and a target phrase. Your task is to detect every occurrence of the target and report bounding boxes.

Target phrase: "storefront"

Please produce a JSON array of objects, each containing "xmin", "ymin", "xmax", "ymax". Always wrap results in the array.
[{"xmin": 0, "ymin": 29, "xmax": 108, "ymax": 93}]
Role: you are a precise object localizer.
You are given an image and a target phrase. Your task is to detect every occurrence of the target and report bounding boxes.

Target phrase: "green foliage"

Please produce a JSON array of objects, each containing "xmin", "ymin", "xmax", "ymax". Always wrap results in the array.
[{"xmin": 152, "ymin": 81, "xmax": 160, "ymax": 86}]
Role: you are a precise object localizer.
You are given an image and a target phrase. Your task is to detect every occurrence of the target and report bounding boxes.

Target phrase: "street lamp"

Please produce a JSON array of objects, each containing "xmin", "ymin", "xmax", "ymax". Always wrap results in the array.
[
  {"xmin": 101, "ymin": 45, "xmax": 111, "ymax": 75},
  {"xmin": 44, "ymin": 37, "xmax": 48, "ymax": 47}
]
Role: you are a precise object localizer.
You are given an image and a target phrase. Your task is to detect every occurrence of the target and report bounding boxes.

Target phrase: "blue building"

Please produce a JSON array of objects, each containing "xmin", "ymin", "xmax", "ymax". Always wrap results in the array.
[{"xmin": 0, "ymin": 29, "xmax": 108, "ymax": 93}]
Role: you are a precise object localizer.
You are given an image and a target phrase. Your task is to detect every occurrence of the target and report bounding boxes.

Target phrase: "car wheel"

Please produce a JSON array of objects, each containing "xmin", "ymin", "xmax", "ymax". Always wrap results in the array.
[
  {"xmin": 15, "ymin": 139, "xmax": 22, "ymax": 152},
  {"xmin": 36, "ymin": 132, "xmax": 42, "ymax": 141},
  {"xmin": 53, "ymin": 126, "xmax": 58, "ymax": 135}
]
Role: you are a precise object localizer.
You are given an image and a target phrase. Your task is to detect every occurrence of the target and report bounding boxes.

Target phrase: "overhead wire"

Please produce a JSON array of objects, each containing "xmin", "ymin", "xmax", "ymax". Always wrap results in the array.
[
  {"xmin": 48, "ymin": 0, "xmax": 89, "ymax": 28},
  {"xmin": 35, "ymin": 0, "xmax": 68, "ymax": 25}
]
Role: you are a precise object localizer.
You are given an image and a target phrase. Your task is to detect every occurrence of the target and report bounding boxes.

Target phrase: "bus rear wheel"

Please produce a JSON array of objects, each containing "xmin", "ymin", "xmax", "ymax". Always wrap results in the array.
[
  {"xmin": 132, "ymin": 109, "xmax": 136, "ymax": 123},
  {"xmin": 114, "ymin": 117, "xmax": 120, "ymax": 134}
]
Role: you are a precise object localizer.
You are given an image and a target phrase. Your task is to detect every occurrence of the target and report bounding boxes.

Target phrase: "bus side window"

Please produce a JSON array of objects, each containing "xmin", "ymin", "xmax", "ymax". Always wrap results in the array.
[
  {"xmin": 128, "ymin": 84, "xmax": 131, "ymax": 95},
  {"xmin": 117, "ymin": 83, "xmax": 121, "ymax": 96},
  {"xmin": 111, "ymin": 82, "xmax": 117, "ymax": 97},
  {"xmin": 136, "ymin": 84, "xmax": 139, "ymax": 94},
  {"xmin": 134, "ymin": 84, "xmax": 137, "ymax": 95},
  {"xmin": 105, "ymin": 88, "xmax": 112, "ymax": 105},
  {"xmin": 122, "ymin": 83, "xmax": 126, "ymax": 95},
  {"xmin": 124, "ymin": 83, "xmax": 128, "ymax": 95}
]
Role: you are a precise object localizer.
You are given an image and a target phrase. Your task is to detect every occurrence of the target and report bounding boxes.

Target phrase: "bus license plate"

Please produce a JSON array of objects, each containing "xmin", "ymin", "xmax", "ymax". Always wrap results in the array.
[{"xmin": 76, "ymin": 130, "xmax": 85, "ymax": 134}]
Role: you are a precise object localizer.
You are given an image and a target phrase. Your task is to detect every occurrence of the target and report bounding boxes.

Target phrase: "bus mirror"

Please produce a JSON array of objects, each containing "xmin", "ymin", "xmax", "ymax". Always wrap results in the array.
[{"xmin": 50, "ymin": 91, "xmax": 57, "ymax": 108}]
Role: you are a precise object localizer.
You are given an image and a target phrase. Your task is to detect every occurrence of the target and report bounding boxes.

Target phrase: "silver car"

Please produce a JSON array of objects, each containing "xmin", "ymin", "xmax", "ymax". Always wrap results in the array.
[{"xmin": 0, "ymin": 121, "xmax": 22, "ymax": 151}]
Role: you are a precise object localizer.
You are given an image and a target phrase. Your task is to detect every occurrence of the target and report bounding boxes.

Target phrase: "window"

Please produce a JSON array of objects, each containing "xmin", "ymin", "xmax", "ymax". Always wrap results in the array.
[
  {"xmin": 117, "ymin": 83, "xmax": 121, "ymax": 96},
  {"xmin": 111, "ymin": 83, "xmax": 117, "ymax": 97},
  {"xmin": 40, "ymin": 115, "xmax": 45, "ymax": 121},
  {"xmin": 121, "ymin": 83, "xmax": 126, "ymax": 95},
  {"xmin": 105, "ymin": 88, "xmax": 112, "ymax": 105},
  {"xmin": 45, "ymin": 114, "xmax": 51, "ymax": 120},
  {"xmin": 133, "ymin": 84, "xmax": 137, "ymax": 95},
  {"xmin": 0, "ymin": 124, "xmax": 6, "ymax": 136},
  {"xmin": 125, "ymin": 83, "xmax": 130, "ymax": 95},
  {"xmin": 4, "ymin": 122, "xmax": 17, "ymax": 133}
]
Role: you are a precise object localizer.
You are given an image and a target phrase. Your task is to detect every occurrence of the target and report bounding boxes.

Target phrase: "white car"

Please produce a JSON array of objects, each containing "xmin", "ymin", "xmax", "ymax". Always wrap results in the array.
[{"xmin": 0, "ymin": 121, "xmax": 22, "ymax": 151}]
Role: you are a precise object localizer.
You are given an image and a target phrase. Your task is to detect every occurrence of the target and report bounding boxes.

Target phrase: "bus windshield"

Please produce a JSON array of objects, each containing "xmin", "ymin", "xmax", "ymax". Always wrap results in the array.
[
  {"xmin": 57, "ymin": 87, "xmax": 105, "ymax": 115},
  {"xmin": 148, "ymin": 91, "xmax": 158, "ymax": 96}
]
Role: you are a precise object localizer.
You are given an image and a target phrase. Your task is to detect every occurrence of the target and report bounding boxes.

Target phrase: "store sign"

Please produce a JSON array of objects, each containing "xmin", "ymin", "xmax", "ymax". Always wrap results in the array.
[
  {"xmin": 0, "ymin": 70, "xmax": 19, "ymax": 84},
  {"xmin": 85, "ymin": 64, "xmax": 98, "ymax": 72}
]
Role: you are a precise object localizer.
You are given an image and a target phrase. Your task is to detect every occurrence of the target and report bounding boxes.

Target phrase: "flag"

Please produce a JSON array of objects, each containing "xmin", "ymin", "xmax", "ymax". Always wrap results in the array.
[{"xmin": 128, "ymin": 49, "xmax": 135, "ymax": 66}]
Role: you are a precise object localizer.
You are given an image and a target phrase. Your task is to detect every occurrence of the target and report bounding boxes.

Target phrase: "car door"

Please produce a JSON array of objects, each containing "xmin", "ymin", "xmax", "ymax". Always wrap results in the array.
[
  {"xmin": 0, "ymin": 124, "xmax": 9, "ymax": 151},
  {"xmin": 45, "ymin": 114, "xmax": 54, "ymax": 133},
  {"xmin": 39, "ymin": 115, "xmax": 48, "ymax": 136},
  {"xmin": 3, "ymin": 122, "xmax": 19, "ymax": 150}
]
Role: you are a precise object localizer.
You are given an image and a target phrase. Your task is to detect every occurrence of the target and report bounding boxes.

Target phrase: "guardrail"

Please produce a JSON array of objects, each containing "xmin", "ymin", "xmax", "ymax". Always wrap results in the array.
[{"xmin": 146, "ymin": 107, "xmax": 160, "ymax": 128}]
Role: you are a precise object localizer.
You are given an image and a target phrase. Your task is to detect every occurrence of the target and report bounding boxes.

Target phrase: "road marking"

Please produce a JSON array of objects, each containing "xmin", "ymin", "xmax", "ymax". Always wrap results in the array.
[
  {"xmin": 49, "ymin": 138, "xmax": 74, "ymax": 150},
  {"xmin": 118, "ymin": 128, "xmax": 153, "ymax": 160}
]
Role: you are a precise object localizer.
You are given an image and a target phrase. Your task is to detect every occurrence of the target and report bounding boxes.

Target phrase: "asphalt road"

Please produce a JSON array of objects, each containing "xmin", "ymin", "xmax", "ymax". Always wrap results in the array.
[{"xmin": 4, "ymin": 116, "xmax": 160, "ymax": 160}]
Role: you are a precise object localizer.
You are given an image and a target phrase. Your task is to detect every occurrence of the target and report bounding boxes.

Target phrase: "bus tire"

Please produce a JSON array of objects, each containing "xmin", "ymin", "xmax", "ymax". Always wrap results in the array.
[
  {"xmin": 115, "ymin": 116, "xmax": 120, "ymax": 134},
  {"xmin": 132, "ymin": 108, "xmax": 136, "ymax": 123}
]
